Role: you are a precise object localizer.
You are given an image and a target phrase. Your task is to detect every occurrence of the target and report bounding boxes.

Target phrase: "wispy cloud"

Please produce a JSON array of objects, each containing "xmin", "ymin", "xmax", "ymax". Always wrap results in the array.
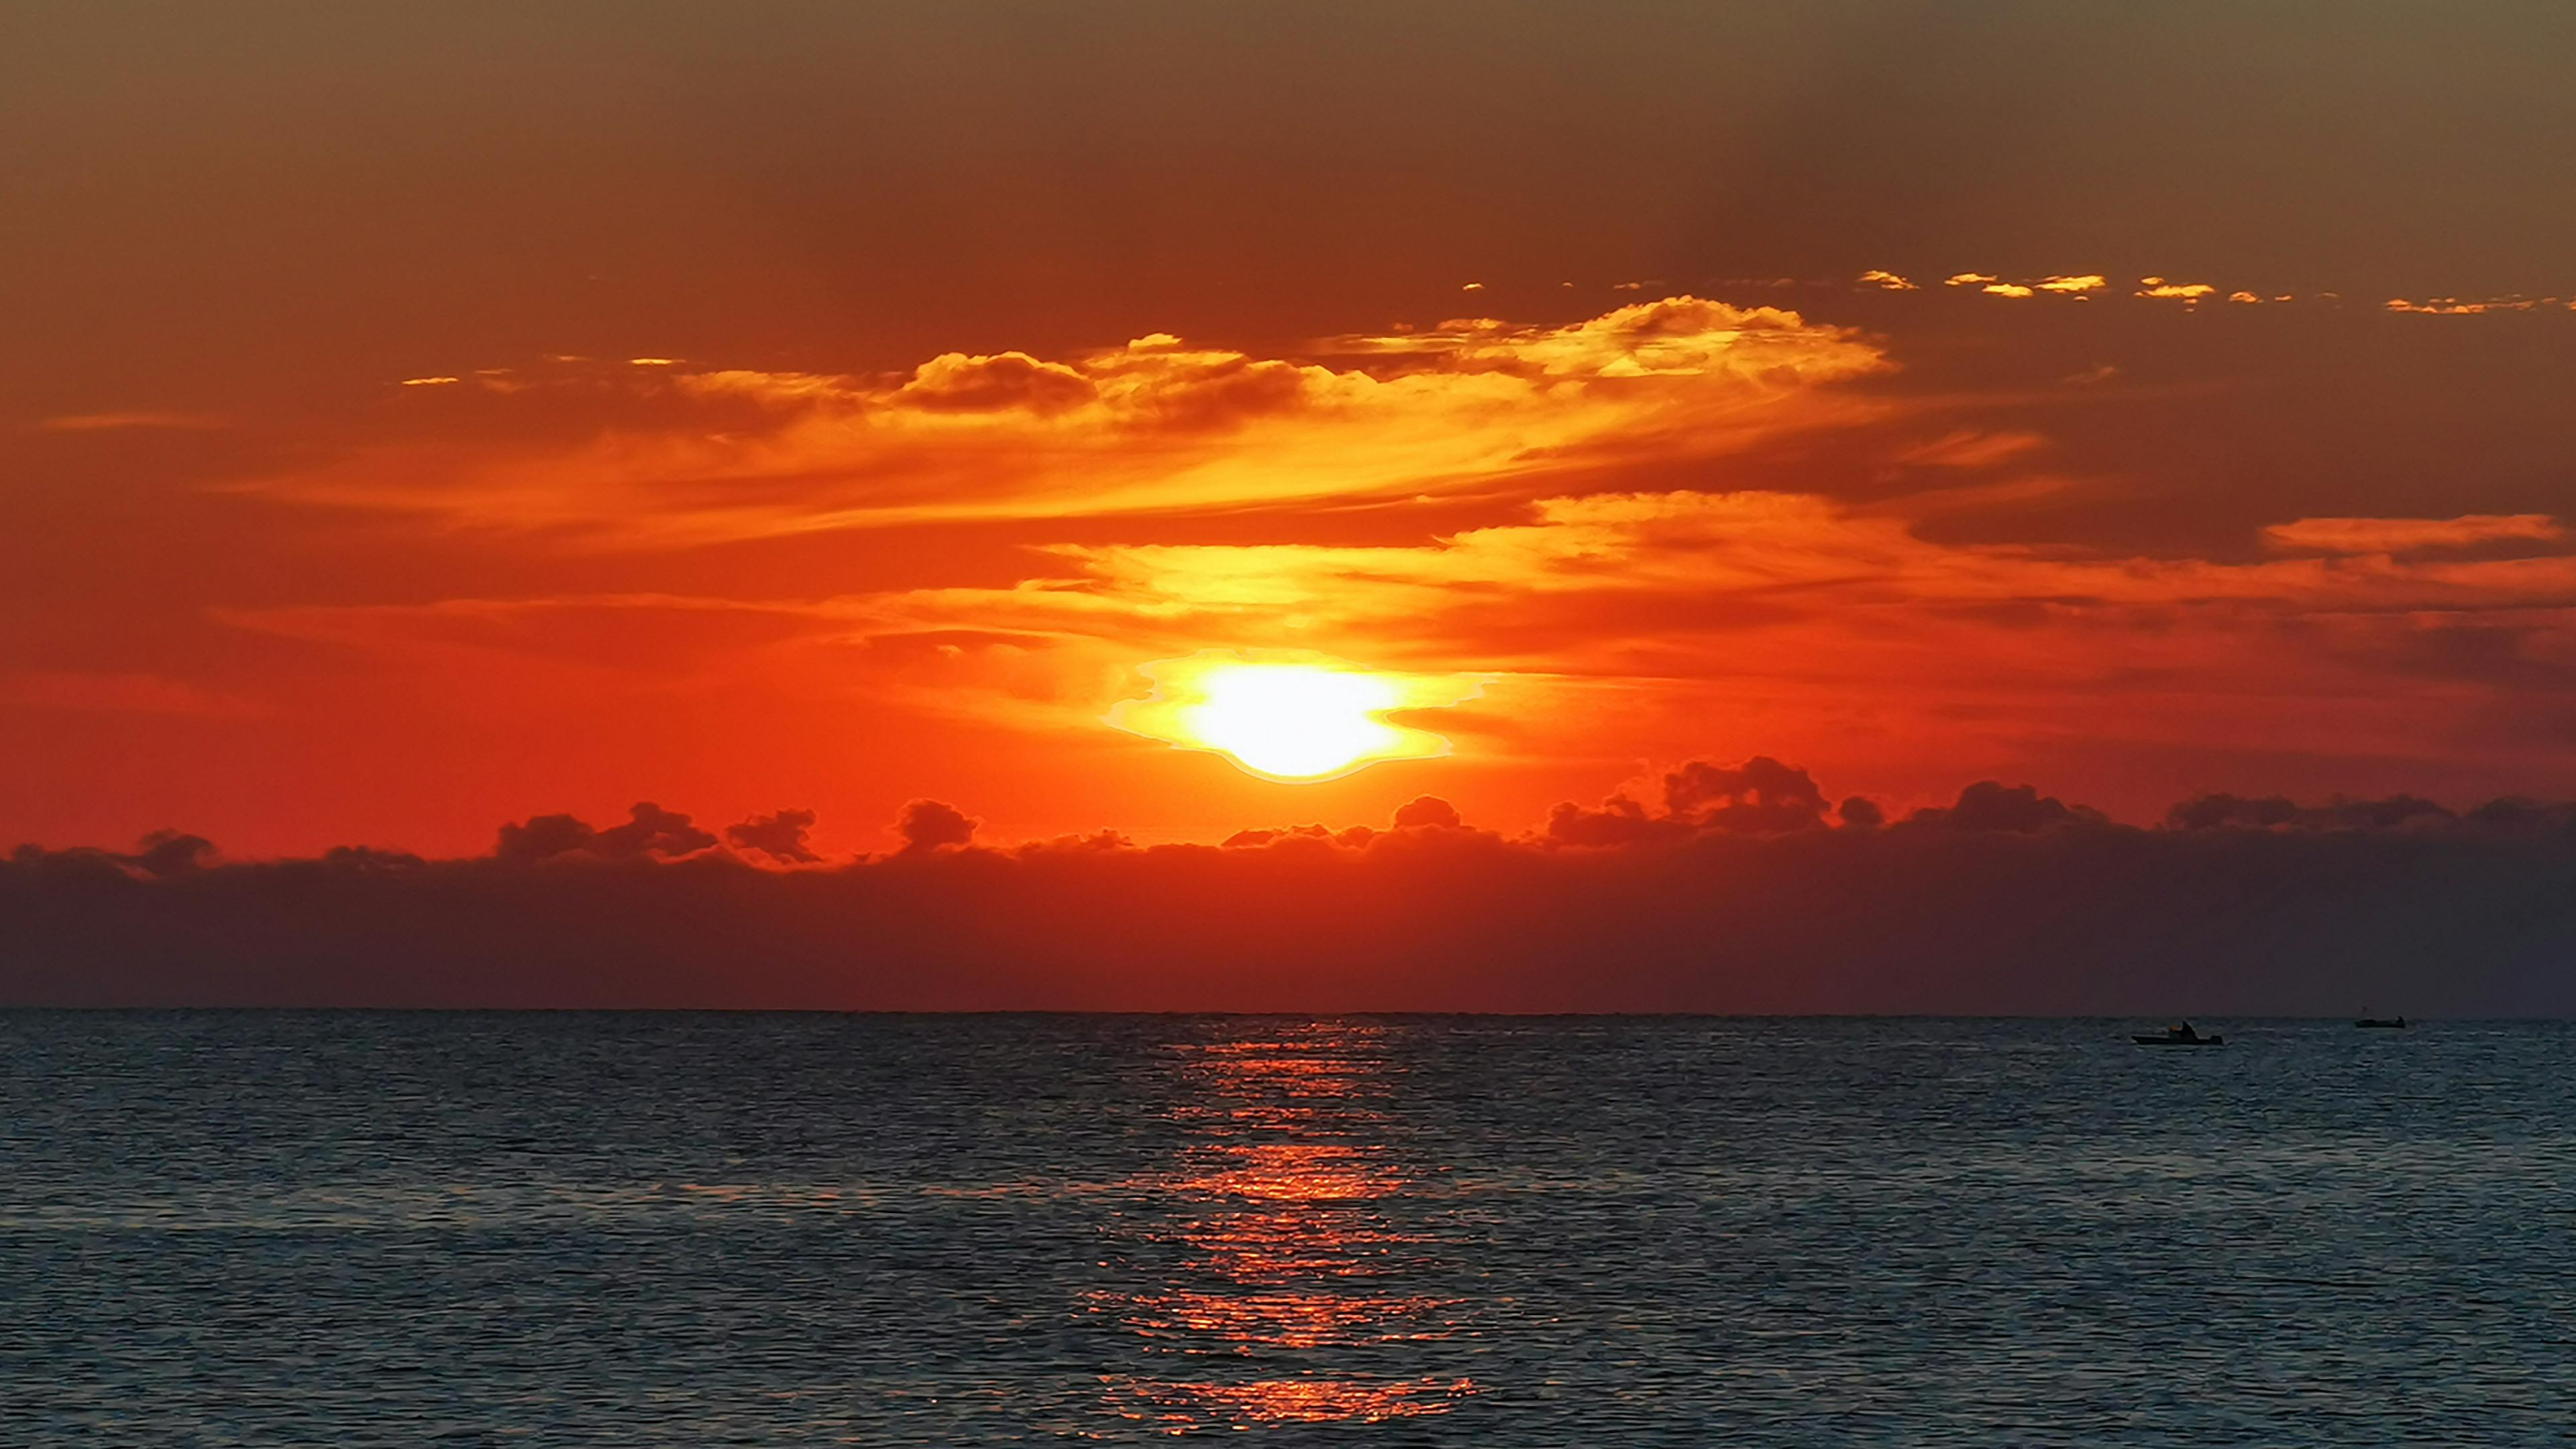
[
  {"xmin": 2263, "ymin": 514, "xmax": 2564, "ymax": 554},
  {"xmin": 0, "ymin": 671, "xmax": 262, "ymax": 717},
  {"xmin": 38, "ymin": 411, "xmax": 226, "ymax": 432}
]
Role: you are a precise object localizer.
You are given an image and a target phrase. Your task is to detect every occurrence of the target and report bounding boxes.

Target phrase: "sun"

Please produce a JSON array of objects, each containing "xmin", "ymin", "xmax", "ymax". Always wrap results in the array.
[{"xmin": 1106, "ymin": 651, "xmax": 1487, "ymax": 782}]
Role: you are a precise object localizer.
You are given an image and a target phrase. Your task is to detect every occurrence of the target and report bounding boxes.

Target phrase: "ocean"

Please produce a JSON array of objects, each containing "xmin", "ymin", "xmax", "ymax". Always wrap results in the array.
[{"xmin": 5, "ymin": 1013, "xmax": 2569, "ymax": 1444}]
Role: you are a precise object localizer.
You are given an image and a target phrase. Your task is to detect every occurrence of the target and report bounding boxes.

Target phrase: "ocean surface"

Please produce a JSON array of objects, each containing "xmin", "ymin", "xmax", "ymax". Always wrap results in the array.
[{"xmin": 5, "ymin": 1014, "xmax": 2571, "ymax": 1446}]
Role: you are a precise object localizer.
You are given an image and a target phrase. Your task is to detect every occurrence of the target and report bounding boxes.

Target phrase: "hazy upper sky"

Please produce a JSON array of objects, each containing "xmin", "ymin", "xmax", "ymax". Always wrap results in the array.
[{"xmin": 7, "ymin": 1, "xmax": 2576, "ymax": 857}]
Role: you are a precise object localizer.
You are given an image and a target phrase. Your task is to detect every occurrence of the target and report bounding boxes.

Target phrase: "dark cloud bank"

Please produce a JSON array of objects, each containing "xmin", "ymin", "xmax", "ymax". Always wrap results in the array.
[{"xmin": 7, "ymin": 761, "xmax": 2575, "ymax": 1014}]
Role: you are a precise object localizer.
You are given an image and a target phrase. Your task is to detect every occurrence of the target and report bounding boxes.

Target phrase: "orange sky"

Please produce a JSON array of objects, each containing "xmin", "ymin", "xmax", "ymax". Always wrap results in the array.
[{"xmin": 7, "ymin": 3, "xmax": 2576, "ymax": 859}]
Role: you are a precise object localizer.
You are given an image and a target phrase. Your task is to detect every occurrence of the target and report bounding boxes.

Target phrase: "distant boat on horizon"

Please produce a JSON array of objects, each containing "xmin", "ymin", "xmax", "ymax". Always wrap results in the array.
[
  {"xmin": 2133, "ymin": 1022, "xmax": 2224, "ymax": 1046},
  {"xmin": 2355, "ymin": 1016, "xmax": 2408, "ymax": 1029}
]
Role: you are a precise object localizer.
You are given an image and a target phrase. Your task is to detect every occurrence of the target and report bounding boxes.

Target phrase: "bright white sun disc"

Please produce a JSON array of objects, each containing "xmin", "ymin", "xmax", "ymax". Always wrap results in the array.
[{"xmin": 1104, "ymin": 651, "xmax": 1487, "ymax": 782}]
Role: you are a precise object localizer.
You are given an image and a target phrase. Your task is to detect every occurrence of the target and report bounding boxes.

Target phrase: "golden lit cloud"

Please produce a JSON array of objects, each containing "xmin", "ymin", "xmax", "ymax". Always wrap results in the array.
[
  {"xmin": 1983, "ymin": 283, "xmax": 2035, "ymax": 298},
  {"xmin": 2035, "ymin": 274, "xmax": 2106, "ymax": 293},
  {"xmin": 2383, "ymin": 295, "xmax": 2569, "ymax": 315},
  {"xmin": 235, "ymin": 299, "xmax": 1889, "ymax": 544},
  {"xmin": 1857, "ymin": 269, "xmax": 1917, "ymax": 290}
]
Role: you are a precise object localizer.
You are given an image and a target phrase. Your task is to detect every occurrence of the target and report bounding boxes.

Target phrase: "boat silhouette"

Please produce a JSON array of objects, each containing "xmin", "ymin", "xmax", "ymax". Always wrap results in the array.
[
  {"xmin": 2132, "ymin": 1021, "xmax": 2224, "ymax": 1046},
  {"xmin": 2354, "ymin": 1016, "xmax": 2407, "ymax": 1029}
]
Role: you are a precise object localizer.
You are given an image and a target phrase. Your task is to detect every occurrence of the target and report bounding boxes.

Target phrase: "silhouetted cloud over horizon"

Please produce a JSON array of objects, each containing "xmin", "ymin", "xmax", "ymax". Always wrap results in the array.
[
  {"xmin": 725, "ymin": 808, "xmax": 822, "ymax": 864},
  {"xmin": 894, "ymin": 799, "xmax": 979, "ymax": 854},
  {"xmin": 494, "ymin": 802, "xmax": 718, "ymax": 863},
  {"xmin": 8, "ymin": 757, "xmax": 2574, "ymax": 1014}
]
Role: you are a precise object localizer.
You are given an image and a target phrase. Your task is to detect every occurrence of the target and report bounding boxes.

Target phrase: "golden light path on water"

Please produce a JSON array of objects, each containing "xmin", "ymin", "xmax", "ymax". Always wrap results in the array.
[
  {"xmin": 1094, "ymin": 1024, "xmax": 1477, "ymax": 1428},
  {"xmin": 1105, "ymin": 650, "xmax": 1488, "ymax": 782}
]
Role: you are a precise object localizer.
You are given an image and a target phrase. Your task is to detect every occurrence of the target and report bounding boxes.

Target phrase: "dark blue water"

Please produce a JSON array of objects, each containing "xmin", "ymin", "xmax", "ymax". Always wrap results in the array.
[{"xmin": 4, "ymin": 1014, "xmax": 2570, "ymax": 1445}]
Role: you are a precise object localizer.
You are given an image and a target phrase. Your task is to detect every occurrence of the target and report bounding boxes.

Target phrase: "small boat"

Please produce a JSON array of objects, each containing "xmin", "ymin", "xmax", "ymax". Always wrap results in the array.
[
  {"xmin": 2132, "ymin": 1022, "xmax": 2224, "ymax": 1046},
  {"xmin": 2355, "ymin": 1016, "xmax": 2407, "ymax": 1029}
]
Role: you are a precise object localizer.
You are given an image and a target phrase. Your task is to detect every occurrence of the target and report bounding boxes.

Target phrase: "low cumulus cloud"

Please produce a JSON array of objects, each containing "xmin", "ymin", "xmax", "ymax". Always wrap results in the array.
[
  {"xmin": 494, "ymin": 802, "xmax": 719, "ymax": 862},
  {"xmin": 725, "ymin": 808, "xmax": 822, "ymax": 864},
  {"xmin": 7, "ymin": 828, "xmax": 219, "ymax": 881},
  {"xmin": 894, "ymin": 798, "xmax": 978, "ymax": 853},
  {"xmin": 10, "ymin": 761, "xmax": 2576, "ymax": 1014}
]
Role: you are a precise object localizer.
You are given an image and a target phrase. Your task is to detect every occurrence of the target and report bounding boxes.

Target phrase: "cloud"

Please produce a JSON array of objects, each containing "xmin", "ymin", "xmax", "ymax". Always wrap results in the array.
[
  {"xmin": 1907, "ymin": 780, "xmax": 2101, "ymax": 832},
  {"xmin": 894, "ymin": 798, "xmax": 978, "ymax": 852},
  {"xmin": 250, "ymin": 483, "xmax": 2576, "ymax": 780},
  {"xmin": 1544, "ymin": 755, "xmax": 1840, "ymax": 846},
  {"xmin": 2035, "ymin": 275, "xmax": 2107, "ymax": 293},
  {"xmin": 1890, "ymin": 428, "xmax": 2045, "ymax": 469},
  {"xmin": 192, "ymin": 417, "xmax": 2576, "ymax": 832},
  {"xmin": 2263, "ymin": 515, "xmax": 2563, "ymax": 554},
  {"xmin": 13, "ymin": 767, "xmax": 2576, "ymax": 1014},
  {"xmin": 1660, "ymin": 755, "xmax": 1831, "ymax": 833},
  {"xmin": 1857, "ymin": 269, "xmax": 1917, "ymax": 290},
  {"xmin": 2385, "ymin": 296, "xmax": 2571, "ymax": 315},
  {"xmin": 494, "ymin": 802, "xmax": 718, "ymax": 862},
  {"xmin": 1546, "ymin": 765, "xmax": 2096, "ymax": 845},
  {"xmin": 129, "ymin": 830, "xmax": 218, "ymax": 876},
  {"xmin": 2165, "ymin": 792, "xmax": 2455, "ymax": 833},
  {"xmin": 1391, "ymin": 796, "xmax": 1464, "ymax": 829},
  {"xmin": 726, "ymin": 808, "xmax": 822, "ymax": 863},
  {"xmin": 37, "ymin": 411, "xmax": 226, "ymax": 431},
  {"xmin": 0, "ymin": 671, "xmax": 262, "ymax": 718},
  {"xmin": 6, "ymin": 829, "xmax": 217, "ymax": 882},
  {"xmin": 888, "ymin": 490, "xmax": 2576, "ymax": 683},
  {"xmin": 893, "ymin": 351, "xmax": 1097, "ymax": 415},
  {"xmin": 232, "ymin": 298, "xmax": 1890, "ymax": 544}
]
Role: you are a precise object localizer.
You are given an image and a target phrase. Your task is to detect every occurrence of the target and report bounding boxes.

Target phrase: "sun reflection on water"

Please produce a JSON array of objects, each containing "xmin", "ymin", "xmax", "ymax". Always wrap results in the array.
[{"xmin": 1095, "ymin": 1023, "xmax": 1477, "ymax": 1429}]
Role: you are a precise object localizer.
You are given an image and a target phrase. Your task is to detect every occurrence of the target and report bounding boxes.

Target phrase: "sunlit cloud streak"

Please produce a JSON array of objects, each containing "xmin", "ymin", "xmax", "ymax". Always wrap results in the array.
[
  {"xmin": 233, "ymin": 299, "xmax": 1888, "ymax": 545},
  {"xmin": 2263, "ymin": 515, "xmax": 2565, "ymax": 554},
  {"xmin": 2135, "ymin": 279, "xmax": 2218, "ymax": 301}
]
